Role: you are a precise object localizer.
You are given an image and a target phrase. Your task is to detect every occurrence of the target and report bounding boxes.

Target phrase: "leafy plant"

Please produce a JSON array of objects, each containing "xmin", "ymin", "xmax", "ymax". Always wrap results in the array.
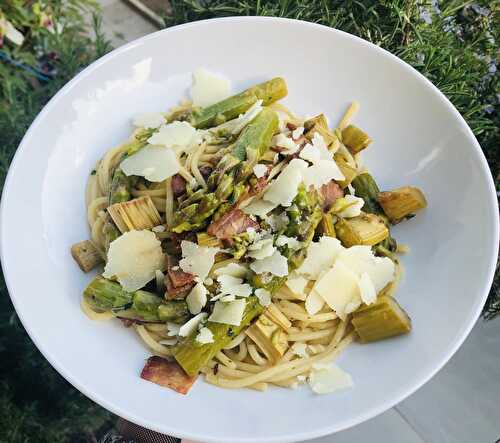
[{"xmin": 0, "ymin": 2, "xmax": 115, "ymax": 442}]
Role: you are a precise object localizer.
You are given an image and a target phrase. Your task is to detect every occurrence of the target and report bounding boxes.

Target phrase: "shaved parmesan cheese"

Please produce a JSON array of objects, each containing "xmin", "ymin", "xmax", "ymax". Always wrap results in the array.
[
  {"xmin": 311, "ymin": 133, "xmax": 331, "ymax": 159},
  {"xmin": 338, "ymin": 195, "xmax": 365, "ymax": 218},
  {"xmin": 250, "ymin": 250, "xmax": 289, "ymax": 277},
  {"xmin": 217, "ymin": 274, "xmax": 253, "ymax": 298},
  {"xmin": 305, "ymin": 290, "xmax": 325, "ymax": 315},
  {"xmin": 314, "ymin": 261, "xmax": 361, "ymax": 320},
  {"xmin": 179, "ymin": 312, "xmax": 207, "ymax": 337},
  {"xmin": 358, "ymin": 272, "xmax": 377, "ymax": 305},
  {"xmin": 296, "ymin": 236, "xmax": 344, "ymax": 279},
  {"xmin": 148, "ymin": 121, "xmax": 198, "ymax": 148},
  {"xmin": 263, "ymin": 159, "xmax": 308, "ymax": 207},
  {"xmin": 302, "ymin": 160, "xmax": 345, "ymax": 189},
  {"xmin": 133, "ymin": 112, "xmax": 165, "ymax": 129},
  {"xmin": 196, "ymin": 327, "xmax": 214, "ymax": 344},
  {"xmin": 255, "ymin": 288, "xmax": 271, "ymax": 307},
  {"xmin": 308, "ymin": 363, "xmax": 353, "ymax": 394},
  {"xmin": 247, "ymin": 238, "xmax": 275, "ymax": 260},
  {"xmin": 275, "ymin": 235, "xmax": 301, "ymax": 250},
  {"xmin": 253, "ymin": 163, "xmax": 268, "ymax": 178},
  {"xmin": 265, "ymin": 212, "xmax": 289, "ymax": 232},
  {"xmin": 179, "ymin": 241, "xmax": 219, "ymax": 281},
  {"xmin": 167, "ymin": 322, "xmax": 181, "ymax": 336},
  {"xmin": 286, "ymin": 272, "xmax": 308, "ymax": 296},
  {"xmin": 292, "ymin": 126, "xmax": 304, "ymax": 139},
  {"xmin": 120, "ymin": 145, "xmax": 180, "ymax": 182},
  {"xmin": 299, "ymin": 143, "xmax": 321, "ymax": 164},
  {"xmin": 291, "ymin": 342, "xmax": 308, "ymax": 357},
  {"xmin": 272, "ymin": 133, "xmax": 299, "ymax": 154},
  {"xmin": 191, "ymin": 68, "xmax": 231, "ymax": 107},
  {"xmin": 208, "ymin": 299, "xmax": 246, "ymax": 326},
  {"xmin": 242, "ymin": 198, "xmax": 278, "ymax": 217},
  {"xmin": 213, "ymin": 263, "xmax": 248, "ymax": 279},
  {"xmin": 211, "ymin": 100, "xmax": 263, "ymax": 136},
  {"xmin": 337, "ymin": 246, "xmax": 395, "ymax": 293},
  {"xmin": 186, "ymin": 282, "xmax": 207, "ymax": 315},
  {"xmin": 221, "ymin": 295, "xmax": 236, "ymax": 302},
  {"xmin": 103, "ymin": 230, "xmax": 163, "ymax": 292}
]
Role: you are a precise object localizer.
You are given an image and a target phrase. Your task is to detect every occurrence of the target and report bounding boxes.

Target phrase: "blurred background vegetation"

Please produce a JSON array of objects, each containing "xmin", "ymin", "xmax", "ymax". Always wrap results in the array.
[{"xmin": 0, "ymin": 1, "xmax": 497, "ymax": 441}]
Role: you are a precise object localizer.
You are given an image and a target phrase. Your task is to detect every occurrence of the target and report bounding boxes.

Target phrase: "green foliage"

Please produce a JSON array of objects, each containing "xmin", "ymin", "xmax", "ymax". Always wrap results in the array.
[
  {"xmin": 0, "ymin": 2, "xmax": 115, "ymax": 442},
  {"xmin": 165, "ymin": 0, "xmax": 499, "ymax": 317}
]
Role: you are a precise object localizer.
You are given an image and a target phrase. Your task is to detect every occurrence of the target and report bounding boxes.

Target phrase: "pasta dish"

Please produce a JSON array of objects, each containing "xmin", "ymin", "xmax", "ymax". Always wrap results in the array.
[{"xmin": 72, "ymin": 69, "xmax": 427, "ymax": 395}]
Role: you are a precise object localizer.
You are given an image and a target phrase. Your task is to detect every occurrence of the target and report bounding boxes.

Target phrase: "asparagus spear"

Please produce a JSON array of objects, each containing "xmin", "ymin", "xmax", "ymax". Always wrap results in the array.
[
  {"xmin": 352, "ymin": 295, "xmax": 411, "ymax": 343},
  {"xmin": 174, "ymin": 296, "xmax": 264, "ymax": 376},
  {"xmin": 351, "ymin": 173, "xmax": 383, "ymax": 214},
  {"xmin": 342, "ymin": 125, "xmax": 372, "ymax": 154},
  {"xmin": 109, "ymin": 168, "xmax": 137, "ymax": 205},
  {"xmin": 351, "ymin": 173, "xmax": 397, "ymax": 252},
  {"xmin": 188, "ymin": 77, "xmax": 287, "ymax": 129},
  {"xmin": 83, "ymin": 276, "xmax": 189, "ymax": 323}
]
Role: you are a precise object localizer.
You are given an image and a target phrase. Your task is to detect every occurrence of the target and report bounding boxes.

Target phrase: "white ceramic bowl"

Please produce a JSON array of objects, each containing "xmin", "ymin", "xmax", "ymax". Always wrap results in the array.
[{"xmin": 1, "ymin": 17, "xmax": 498, "ymax": 443}]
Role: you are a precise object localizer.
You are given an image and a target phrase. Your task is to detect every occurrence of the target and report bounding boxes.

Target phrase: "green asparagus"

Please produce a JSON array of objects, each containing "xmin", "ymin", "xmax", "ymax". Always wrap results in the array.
[
  {"xmin": 83, "ymin": 276, "xmax": 189, "ymax": 323},
  {"xmin": 109, "ymin": 168, "xmax": 137, "ymax": 205},
  {"xmin": 171, "ymin": 108, "xmax": 278, "ymax": 233},
  {"xmin": 188, "ymin": 77, "xmax": 287, "ymax": 129},
  {"xmin": 174, "ymin": 296, "xmax": 264, "ymax": 376},
  {"xmin": 351, "ymin": 173, "xmax": 397, "ymax": 252}
]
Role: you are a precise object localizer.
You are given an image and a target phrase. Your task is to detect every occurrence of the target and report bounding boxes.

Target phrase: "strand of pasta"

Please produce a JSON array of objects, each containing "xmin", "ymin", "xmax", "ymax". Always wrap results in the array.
[
  {"xmin": 287, "ymin": 328, "xmax": 335, "ymax": 342},
  {"xmin": 207, "ymin": 330, "xmax": 354, "ymax": 389},
  {"xmin": 190, "ymin": 142, "xmax": 207, "ymax": 188},
  {"xmin": 135, "ymin": 325, "xmax": 172, "ymax": 357},
  {"xmin": 247, "ymin": 342, "xmax": 268, "ymax": 366},
  {"xmin": 80, "ymin": 298, "xmax": 113, "ymax": 321},
  {"xmin": 87, "ymin": 196, "xmax": 108, "ymax": 227},
  {"xmin": 338, "ymin": 101, "xmax": 359, "ymax": 131}
]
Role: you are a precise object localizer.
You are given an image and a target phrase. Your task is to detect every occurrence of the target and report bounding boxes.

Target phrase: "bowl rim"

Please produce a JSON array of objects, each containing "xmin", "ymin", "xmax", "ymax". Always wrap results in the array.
[{"xmin": 1, "ymin": 16, "xmax": 499, "ymax": 443}]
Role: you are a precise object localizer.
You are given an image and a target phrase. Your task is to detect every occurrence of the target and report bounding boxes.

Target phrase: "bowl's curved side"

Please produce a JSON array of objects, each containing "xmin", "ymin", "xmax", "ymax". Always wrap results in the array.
[{"xmin": 1, "ymin": 17, "xmax": 498, "ymax": 443}]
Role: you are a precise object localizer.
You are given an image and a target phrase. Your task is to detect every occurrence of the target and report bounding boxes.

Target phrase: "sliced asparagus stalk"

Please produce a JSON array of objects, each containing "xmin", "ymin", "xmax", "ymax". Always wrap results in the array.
[
  {"xmin": 342, "ymin": 124, "xmax": 372, "ymax": 154},
  {"xmin": 83, "ymin": 276, "xmax": 189, "ymax": 323},
  {"xmin": 102, "ymin": 213, "xmax": 121, "ymax": 253},
  {"xmin": 304, "ymin": 114, "xmax": 337, "ymax": 147},
  {"xmin": 378, "ymin": 186, "xmax": 427, "ymax": 223},
  {"xmin": 335, "ymin": 213, "xmax": 389, "ymax": 247},
  {"xmin": 107, "ymin": 196, "xmax": 161, "ymax": 233},
  {"xmin": 71, "ymin": 240, "xmax": 103, "ymax": 272},
  {"xmin": 109, "ymin": 168, "xmax": 137, "ymax": 205},
  {"xmin": 174, "ymin": 296, "xmax": 264, "ymax": 376},
  {"xmin": 246, "ymin": 313, "xmax": 288, "ymax": 363},
  {"xmin": 189, "ymin": 77, "xmax": 287, "ymax": 129},
  {"xmin": 334, "ymin": 154, "xmax": 358, "ymax": 188},
  {"xmin": 318, "ymin": 213, "xmax": 336, "ymax": 237},
  {"xmin": 196, "ymin": 232, "xmax": 223, "ymax": 248},
  {"xmin": 352, "ymin": 295, "xmax": 411, "ymax": 343},
  {"xmin": 351, "ymin": 172, "xmax": 383, "ymax": 214}
]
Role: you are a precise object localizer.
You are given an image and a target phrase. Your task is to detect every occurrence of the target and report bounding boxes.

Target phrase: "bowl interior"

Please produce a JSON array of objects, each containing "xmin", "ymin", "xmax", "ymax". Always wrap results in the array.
[{"xmin": 1, "ymin": 18, "xmax": 498, "ymax": 443}]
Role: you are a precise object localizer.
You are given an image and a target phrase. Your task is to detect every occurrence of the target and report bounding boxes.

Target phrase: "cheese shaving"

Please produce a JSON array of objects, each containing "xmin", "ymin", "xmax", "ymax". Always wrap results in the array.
[
  {"xmin": 254, "ymin": 288, "xmax": 271, "ymax": 307},
  {"xmin": 217, "ymin": 274, "xmax": 253, "ymax": 298},
  {"xmin": 208, "ymin": 299, "xmax": 246, "ymax": 326},
  {"xmin": 132, "ymin": 112, "xmax": 165, "ymax": 129},
  {"xmin": 179, "ymin": 312, "xmax": 207, "ymax": 337},
  {"xmin": 337, "ymin": 195, "xmax": 365, "ymax": 218},
  {"xmin": 147, "ymin": 121, "xmax": 199, "ymax": 149},
  {"xmin": 120, "ymin": 145, "xmax": 180, "ymax": 182},
  {"xmin": 103, "ymin": 230, "xmax": 164, "ymax": 292},
  {"xmin": 186, "ymin": 282, "xmax": 208, "ymax": 315},
  {"xmin": 213, "ymin": 263, "xmax": 248, "ymax": 279},
  {"xmin": 296, "ymin": 236, "xmax": 344, "ymax": 279},
  {"xmin": 263, "ymin": 159, "xmax": 308, "ymax": 207},
  {"xmin": 308, "ymin": 364, "xmax": 353, "ymax": 394},
  {"xmin": 191, "ymin": 68, "xmax": 231, "ymax": 107},
  {"xmin": 179, "ymin": 241, "xmax": 219, "ymax": 281},
  {"xmin": 196, "ymin": 327, "xmax": 214, "ymax": 344},
  {"xmin": 250, "ymin": 250, "xmax": 289, "ymax": 277},
  {"xmin": 253, "ymin": 163, "xmax": 268, "ymax": 178}
]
